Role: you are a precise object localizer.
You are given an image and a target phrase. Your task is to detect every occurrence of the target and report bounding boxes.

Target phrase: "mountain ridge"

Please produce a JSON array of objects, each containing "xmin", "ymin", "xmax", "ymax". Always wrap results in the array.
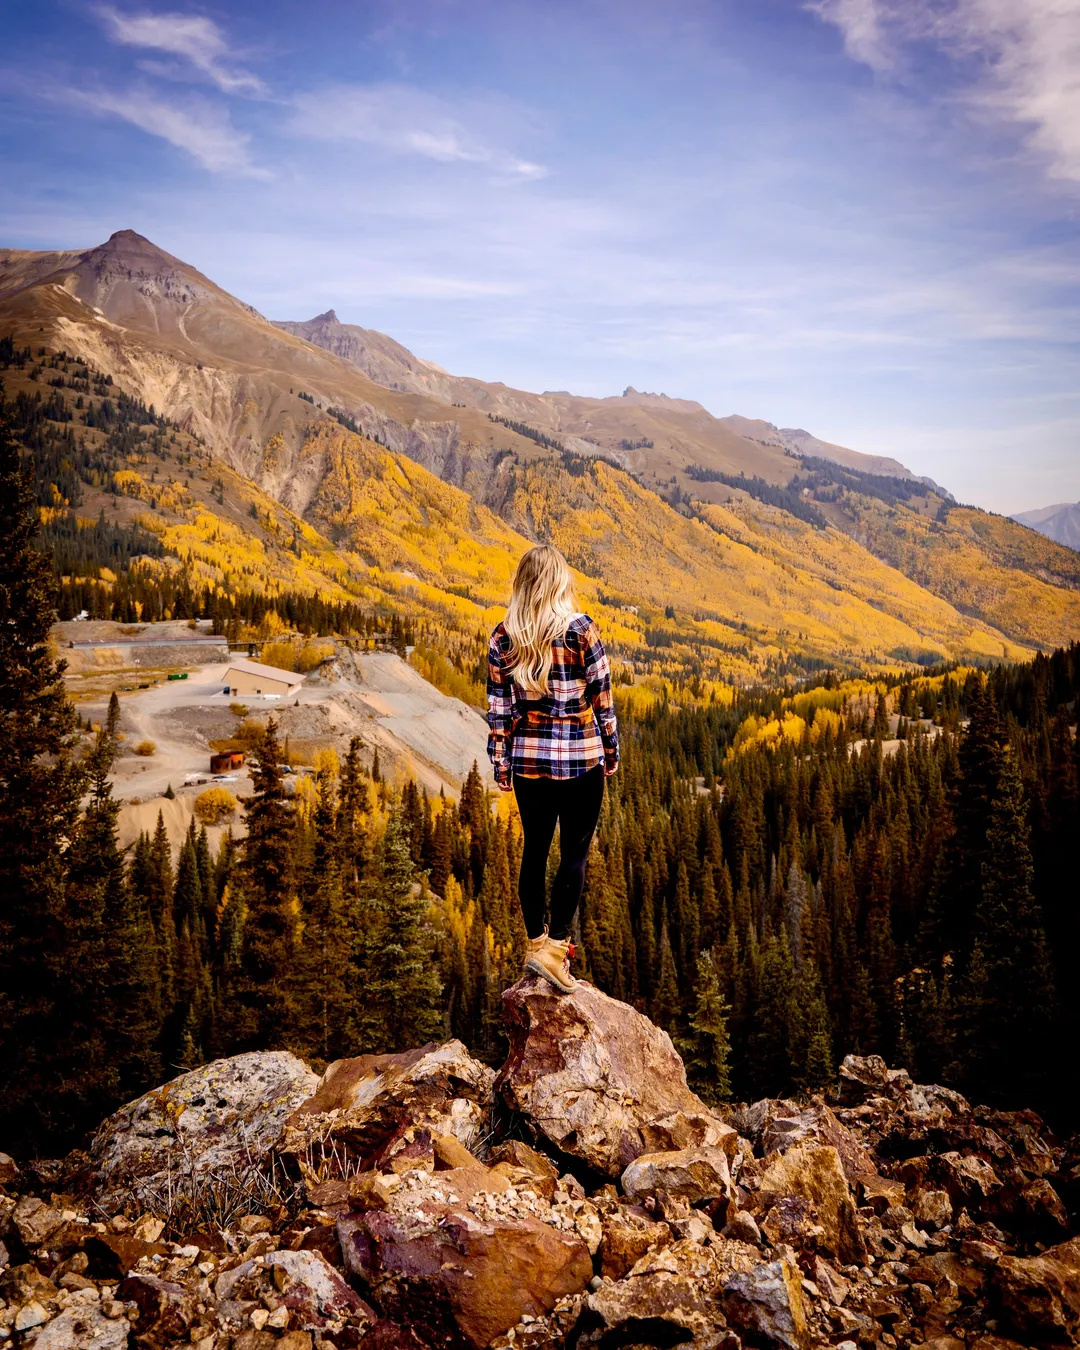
[
  {"xmin": 3, "ymin": 227, "xmax": 1079, "ymax": 680},
  {"xmin": 1013, "ymin": 501, "xmax": 1080, "ymax": 552}
]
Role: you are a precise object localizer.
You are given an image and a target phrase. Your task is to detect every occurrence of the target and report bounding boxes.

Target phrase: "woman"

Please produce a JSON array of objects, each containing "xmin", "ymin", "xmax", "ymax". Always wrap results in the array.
[{"xmin": 487, "ymin": 544, "xmax": 619, "ymax": 993}]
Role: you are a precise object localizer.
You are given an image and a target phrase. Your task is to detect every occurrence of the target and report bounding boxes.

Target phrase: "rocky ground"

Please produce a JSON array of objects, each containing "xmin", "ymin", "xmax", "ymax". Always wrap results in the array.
[{"xmin": 1, "ymin": 979, "xmax": 1077, "ymax": 1350}]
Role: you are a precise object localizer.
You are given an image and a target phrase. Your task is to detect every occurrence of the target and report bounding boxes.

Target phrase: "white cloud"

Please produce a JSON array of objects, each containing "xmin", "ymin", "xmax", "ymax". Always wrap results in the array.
[
  {"xmin": 807, "ymin": 0, "xmax": 896, "ymax": 70},
  {"xmin": 71, "ymin": 85, "xmax": 265, "ymax": 176},
  {"xmin": 809, "ymin": 0, "xmax": 1080, "ymax": 182},
  {"xmin": 96, "ymin": 6, "xmax": 264, "ymax": 94},
  {"xmin": 291, "ymin": 84, "xmax": 547, "ymax": 179}
]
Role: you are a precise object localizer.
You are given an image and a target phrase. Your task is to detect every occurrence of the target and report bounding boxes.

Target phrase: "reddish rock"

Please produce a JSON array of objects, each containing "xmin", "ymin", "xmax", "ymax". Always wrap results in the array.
[
  {"xmin": 0, "ymin": 1264, "xmax": 60, "ymax": 1317},
  {"xmin": 497, "ymin": 976, "xmax": 736, "ymax": 1178},
  {"xmin": 584, "ymin": 1237, "xmax": 756, "ymax": 1345},
  {"xmin": 337, "ymin": 1204, "xmax": 592, "ymax": 1349},
  {"xmin": 993, "ymin": 1235, "xmax": 1080, "ymax": 1344},
  {"xmin": 216, "ymin": 1247, "xmax": 375, "ymax": 1332},
  {"xmin": 433, "ymin": 1134, "xmax": 480, "ymax": 1170},
  {"xmin": 489, "ymin": 1140, "xmax": 560, "ymax": 1199},
  {"xmin": 722, "ymin": 1209, "xmax": 762, "ymax": 1246},
  {"xmin": 280, "ymin": 1041, "xmax": 493, "ymax": 1172},
  {"xmin": 621, "ymin": 1143, "xmax": 733, "ymax": 1205},
  {"xmin": 760, "ymin": 1100, "xmax": 878, "ymax": 1184},
  {"xmin": 837, "ymin": 1053, "xmax": 913, "ymax": 1105},
  {"xmin": 994, "ymin": 1177, "xmax": 1070, "ymax": 1244},
  {"xmin": 85, "ymin": 1231, "xmax": 170, "ymax": 1277},
  {"xmin": 911, "ymin": 1187, "xmax": 953, "ymax": 1230},
  {"xmin": 858, "ymin": 1174, "xmax": 907, "ymax": 1213},
  {"xmin": 750, "ymin": 1142, "xmax": 866, "ymax": 1267},
  {"xmin": 938, "ymin": 1151, "xmax": 1002, "ymax": 1207},
  {"xmin": 359, "ymin": 1322, "xmax": 432, "ymax": 1349},
  {"xmin": 117, "ymin": 1273, "xmax": 197, "ymax": 1348},
  {"xmin": 11, "ymin": 1196, "xmax": 66, "ymax": 1248},
  {"xmin": 597, "ymin": 1203, "xmax": 673, "ymax": 1280},
  {"xmin": 266, "ymin": 1249, "xmax": 376, "ymax": 1330},
  {"xmin": 808, "ymin": 1254, "xmax": 849, "ymax": 1306}
]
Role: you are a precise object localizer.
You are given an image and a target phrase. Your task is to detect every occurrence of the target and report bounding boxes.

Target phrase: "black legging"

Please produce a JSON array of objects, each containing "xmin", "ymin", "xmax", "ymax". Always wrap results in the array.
[{"xmin": 513, "ymin": 765, "xmax": 605, "ymax": 941}]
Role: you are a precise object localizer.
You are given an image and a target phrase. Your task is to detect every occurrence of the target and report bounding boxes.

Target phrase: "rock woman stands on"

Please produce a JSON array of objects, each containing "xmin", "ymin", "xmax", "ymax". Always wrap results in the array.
[{"xmin": 487, "ymin": 544, "xmax": 619, "ymax": 994}]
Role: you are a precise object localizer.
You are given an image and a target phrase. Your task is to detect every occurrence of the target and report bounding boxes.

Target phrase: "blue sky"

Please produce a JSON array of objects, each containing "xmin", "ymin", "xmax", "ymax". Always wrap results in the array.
[{"xmin": 2, "ymin": 0, "xmax": 1078, "ymax": 513}]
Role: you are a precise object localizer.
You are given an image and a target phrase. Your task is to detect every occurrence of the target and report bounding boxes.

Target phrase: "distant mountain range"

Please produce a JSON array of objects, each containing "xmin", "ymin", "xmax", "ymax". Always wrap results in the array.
[
  {"xmin": 2, "ymin": 228, "xmax": 1079, "ymax": 679},
  {"xmin": 1012, "ymin": 502, "xmax": 1080, "ymax": 552}
]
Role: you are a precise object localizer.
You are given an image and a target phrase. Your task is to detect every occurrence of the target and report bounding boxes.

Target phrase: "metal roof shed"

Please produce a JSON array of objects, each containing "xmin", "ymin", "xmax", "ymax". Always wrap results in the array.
[{"xmin": 222, "ymin": 657, "xmax": 304, "ymax": 699}]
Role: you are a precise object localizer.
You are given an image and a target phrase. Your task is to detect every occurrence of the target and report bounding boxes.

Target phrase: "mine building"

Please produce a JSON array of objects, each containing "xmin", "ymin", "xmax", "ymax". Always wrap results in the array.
[{"xmin": 221, "ymin": 656, "xmax": 304, "ymax": 699}]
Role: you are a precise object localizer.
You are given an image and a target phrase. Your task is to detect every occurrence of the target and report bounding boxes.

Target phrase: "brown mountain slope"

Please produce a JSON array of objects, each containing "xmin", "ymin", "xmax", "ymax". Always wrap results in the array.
[{"xmin": 272, "ymin": 308, "xmax": 894, "ymax": 492}]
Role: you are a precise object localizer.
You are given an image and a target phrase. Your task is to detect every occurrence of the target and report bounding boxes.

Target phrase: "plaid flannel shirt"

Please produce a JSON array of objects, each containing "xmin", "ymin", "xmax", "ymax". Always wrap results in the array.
[{"xmin": 487, "ymin": 613, "xmax": 620, "ymax": 784}]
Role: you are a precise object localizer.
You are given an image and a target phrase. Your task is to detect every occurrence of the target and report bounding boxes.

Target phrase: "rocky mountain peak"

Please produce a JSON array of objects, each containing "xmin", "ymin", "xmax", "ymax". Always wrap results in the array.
[
  {"xmin": 106, "ymin": 228, "xmax": 153, "ymax": 247},
  {"xmin": 89, "ymin": 228, "xmax": 184, "ymax": 269},
  {"xmin": 311, "ymin": 308, "xmax": 340, "ymax": 325}
]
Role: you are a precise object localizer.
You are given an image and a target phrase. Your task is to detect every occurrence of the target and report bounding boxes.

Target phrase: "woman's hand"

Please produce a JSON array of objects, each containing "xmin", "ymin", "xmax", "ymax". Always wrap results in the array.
[
  {"xmin": 495, "ymin": 765, "xmax": 513, "ymax": 792},
  {"xmin": 603, "ymin": 759, "xmax": 619, "ymax": 778}
]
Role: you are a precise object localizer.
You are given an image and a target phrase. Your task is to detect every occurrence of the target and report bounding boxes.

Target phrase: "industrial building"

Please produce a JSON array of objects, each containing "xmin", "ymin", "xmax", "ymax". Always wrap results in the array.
[{"xmin": 222, "ymin": 657, "xmax": 304, "ymax": 699}]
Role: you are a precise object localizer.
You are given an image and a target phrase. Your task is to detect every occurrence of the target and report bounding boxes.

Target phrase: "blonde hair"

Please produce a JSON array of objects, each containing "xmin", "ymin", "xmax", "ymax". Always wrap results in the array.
[{"xmin": 504, "ymin": 545, "xmax": 577, "ymax": 697}]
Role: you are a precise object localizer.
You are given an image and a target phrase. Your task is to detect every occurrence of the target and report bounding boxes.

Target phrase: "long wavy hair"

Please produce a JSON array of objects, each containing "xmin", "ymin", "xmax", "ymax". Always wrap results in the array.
[{"xmin": 504, "ymin": 545, "xmax": 577, "ymax": 697}]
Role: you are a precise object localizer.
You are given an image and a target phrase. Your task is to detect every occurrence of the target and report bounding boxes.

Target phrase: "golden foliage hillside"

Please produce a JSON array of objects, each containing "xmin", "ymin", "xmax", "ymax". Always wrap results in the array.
[{"xmin": 825, "ymin": 496, "xmax": 1080, "ymax": 651}]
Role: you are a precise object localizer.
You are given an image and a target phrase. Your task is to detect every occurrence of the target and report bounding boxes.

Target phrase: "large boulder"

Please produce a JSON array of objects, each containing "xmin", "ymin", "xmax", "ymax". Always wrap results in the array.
[
  {"xmin": 992, "ymin": 1235, "xmax": 1080, "ymax": 1344},
  {"xmin": 746, "ymin": 1142, "xmax": 866, "ymax": 1267},
  {"xmin": 759, "ymin": 1100, "xmax": 878, "ymax": 1184},
  {"xmin": 722, "ymin": 1257, "xmax": 809, "ymax": 1350},
  {"xmin": 279, "ymin": 1041, "xmax": 493, "ymax": 1171},
  {"xmin": 497, "ymin": 976, "xmax": 736, "ymax": 1178},
  {"xmin": 91, "ymin": 1051, "xmax": 318, "ymax": 1212},
  {"xmin": 582, "ymin": 1237, "xmax": 758, "ymax": 1346},
  {"xmin": 837, "ymin": 1054, "xmax": 913, "ymax": 1105},
  {"xmin": 337, "ymin": 1204, "xmax": 592, "ymax": 1349},
  {"xmin": 621, "ymin": 1144, "xmax": 733, "ymax": 1205},
  {"xmin": 597, "ymin": 1204, "xmax": 673, "ymax": 1281}
]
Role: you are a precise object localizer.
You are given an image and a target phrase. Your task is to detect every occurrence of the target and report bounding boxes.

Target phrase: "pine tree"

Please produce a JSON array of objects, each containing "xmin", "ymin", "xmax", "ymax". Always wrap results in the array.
[
  {"xmin": 297, "ymin": 760, "xmax": 356, "ymax": 1059},
  {"xmin": 746, "ymin": 931, "xmax": 801, "ymax": 1098},
  {"xmin": 365, "ymin": 812, "xmax": 444, "ymax": 1052},
  {"xmin": 793, "ymin": 964, "xmax": 833, "ymax": 1090},
  {"xmin": 652, "ymin": 914, "xmax": 681, "ymax": 1034},
  {"xmin": 683, "ymin": 948, "xmax": 732, "ymax": 1104},
  {"xmin": 220, "ymin": 718, "xmax": 298, "ymax": 1050},
  {"xmin": 337, "ymin": 735, "xmax": 369, "ymax": 896},
  {"xmin": 0, "ymin": 385, "xmax": 88, "ymax": 1151},
  {"xmin": 963, "ymin": 751, "xmax": 1057, "ymax": 1105}
]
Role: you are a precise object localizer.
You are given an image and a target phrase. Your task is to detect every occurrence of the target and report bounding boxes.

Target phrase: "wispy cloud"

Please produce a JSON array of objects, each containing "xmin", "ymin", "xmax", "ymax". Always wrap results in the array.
[
  {"xmin": 95, "ymin": 6, "xmax": 264, "ymax": 94},
  {"xmin": 69, "ymin": 84, "xmax": 265, "ymax": 175},
  {"xmin": 809, "ymin": 0, "xmax": 1080, "ymax": 183},
  {"xmin": 807, "ymin": 0, "xmax": 895, "ymax": 69},
  {"xmin": 291, "ymin": 83, "xmax": 547, "ymax": 179}
]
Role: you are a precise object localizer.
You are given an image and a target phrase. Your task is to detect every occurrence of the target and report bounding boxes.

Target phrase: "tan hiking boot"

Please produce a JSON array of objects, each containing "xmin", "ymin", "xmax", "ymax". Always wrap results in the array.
[{"xmin": 524, "ymin": 929, "xmax": 577, "ymax": 994}]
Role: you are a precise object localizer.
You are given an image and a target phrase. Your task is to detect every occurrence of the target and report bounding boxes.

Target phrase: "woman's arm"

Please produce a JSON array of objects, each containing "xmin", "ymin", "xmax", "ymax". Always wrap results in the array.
[
  {"xmin": 486, "ymin": 629, "xmax": 514, "ymax": 790},
  {"xmin": 582, "ymin": 619, "xmax": 620, "ymax": 775}
]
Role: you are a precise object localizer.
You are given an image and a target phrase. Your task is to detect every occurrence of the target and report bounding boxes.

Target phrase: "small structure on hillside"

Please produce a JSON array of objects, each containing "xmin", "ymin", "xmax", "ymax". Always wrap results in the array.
[
  {"xmin": 222, "ymin": 656, "xmax": 304, "ymax": 699},
  {"xmin": 210, "ymin": 751, "xmax": 245, "ymax": 773}
]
